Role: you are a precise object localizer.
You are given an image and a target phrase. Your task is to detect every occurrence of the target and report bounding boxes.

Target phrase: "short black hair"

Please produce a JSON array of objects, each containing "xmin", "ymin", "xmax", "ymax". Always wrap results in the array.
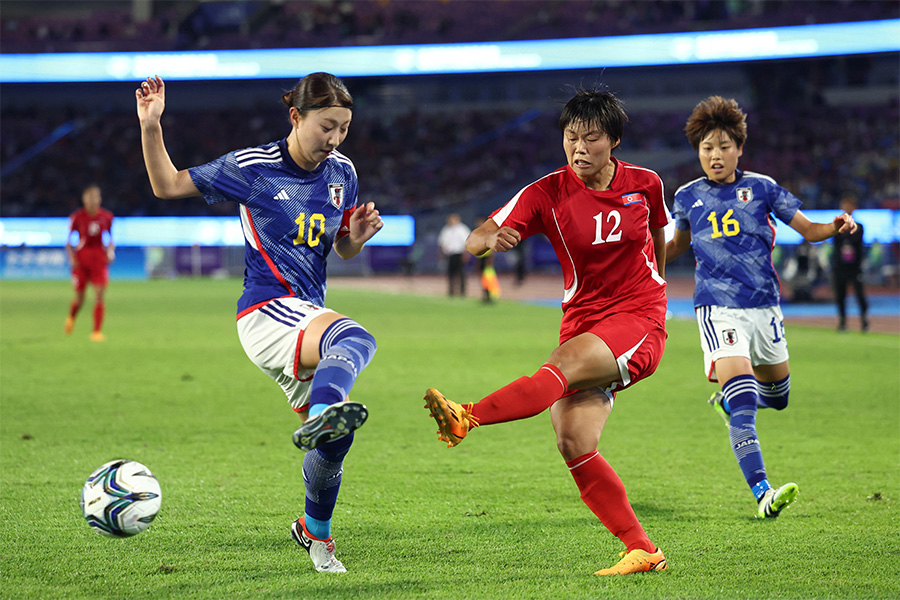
[{"xmin": 559, "ymin": 88, "xmax": 628, "ymax": 145}]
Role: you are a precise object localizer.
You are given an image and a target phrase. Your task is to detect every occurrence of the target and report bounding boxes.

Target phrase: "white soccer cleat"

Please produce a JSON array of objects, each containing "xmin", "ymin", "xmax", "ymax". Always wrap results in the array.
[{"xmin": 290, "ymin": 518, "xmax": 347, "ymax": 573}]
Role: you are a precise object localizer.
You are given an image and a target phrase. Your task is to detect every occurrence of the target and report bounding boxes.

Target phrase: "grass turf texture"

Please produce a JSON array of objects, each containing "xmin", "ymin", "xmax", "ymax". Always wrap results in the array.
[{"xmin": 1, "ymin": 279, "xmax": 898, "ymax": 600}]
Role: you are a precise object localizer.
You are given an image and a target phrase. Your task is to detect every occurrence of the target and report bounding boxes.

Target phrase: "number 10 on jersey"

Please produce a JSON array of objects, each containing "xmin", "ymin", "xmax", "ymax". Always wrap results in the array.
[{"xmin": 294, "ymin": 213, "xmax": 326, "ymax": 247}]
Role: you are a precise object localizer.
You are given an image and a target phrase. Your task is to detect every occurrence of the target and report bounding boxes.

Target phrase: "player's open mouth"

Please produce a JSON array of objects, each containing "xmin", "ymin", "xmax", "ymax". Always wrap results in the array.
[{"xmin": 574, "ymin": 159, "xmax": 591, "ymax": 167}]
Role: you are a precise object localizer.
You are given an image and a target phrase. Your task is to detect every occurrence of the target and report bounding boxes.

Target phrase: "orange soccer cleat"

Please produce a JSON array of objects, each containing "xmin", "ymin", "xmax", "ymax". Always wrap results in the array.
[
  {"xmin": 593, "ymin": 548, "xmax": 667, "ymax": 576},
  {"xmin": 64, "ymin": 316, "xmax": 75, "ymax": 335},
  {"xmin": 423, "ymin": 388, "xmax": 478, "ymax": 448}
]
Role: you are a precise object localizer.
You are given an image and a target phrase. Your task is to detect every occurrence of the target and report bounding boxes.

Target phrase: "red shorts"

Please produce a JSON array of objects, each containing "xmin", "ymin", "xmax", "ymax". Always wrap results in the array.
[
  {"xmin": 72, "ymin": 249, "xmax": 109, "ymax": 291},
  {"xmin": 561, "ymin": 312, "xmax": 667, "ymax": 398}
]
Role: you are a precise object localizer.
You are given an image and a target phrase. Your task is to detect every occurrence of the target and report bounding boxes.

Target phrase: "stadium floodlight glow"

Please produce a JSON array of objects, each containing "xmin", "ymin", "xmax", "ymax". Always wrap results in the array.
[
  {"xmin": 0, "ymin": 215, "xmax": 416, "ymax": 247},
  {"xmin": 0, "ymin": 19, "xmax": 897, "ymax": 83}
]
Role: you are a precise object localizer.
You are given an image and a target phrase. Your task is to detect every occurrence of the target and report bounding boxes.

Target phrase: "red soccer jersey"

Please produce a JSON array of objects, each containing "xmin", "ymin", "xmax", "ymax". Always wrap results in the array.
[
  {"xmin": 69, "ymin": 207, "xmax": 114, "ymax": 252},
  {"xmin": 491, "ymin": 159, "xmax": 669, "ymax": 336}
]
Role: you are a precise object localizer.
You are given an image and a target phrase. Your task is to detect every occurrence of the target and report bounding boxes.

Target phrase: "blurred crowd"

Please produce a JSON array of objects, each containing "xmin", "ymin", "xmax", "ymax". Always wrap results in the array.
[
  {"xmin": 2, "ymin": 93, "xmax": 897, "ymax": 219},
  {"xmin": 2, "ymin": 0, "xmax": 897, "ymax": 54},
  {"xmin": 1, "ymin": 0, "xmax": 897, "ymax": 220}
]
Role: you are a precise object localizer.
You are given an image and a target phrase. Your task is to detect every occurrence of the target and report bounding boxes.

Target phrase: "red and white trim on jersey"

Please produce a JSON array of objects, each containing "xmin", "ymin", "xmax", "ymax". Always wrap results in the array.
[
  {"xmin": 552, "ymin": 207, "xmax": 580, "ymax": 304},
  {"xmin": 641, "ymin": 249, "xmax": 666, "ymax": 286},
  {"xmin": 491, "ymin": 168, "xmax": 565, "ymax": 226},
  {"xmin": 293, "ymin": 328, "xmax": 312, "ymax": 381},
  {"xmin": 240, "ymin": 204, "xmax": 292, "ymax": 295}
]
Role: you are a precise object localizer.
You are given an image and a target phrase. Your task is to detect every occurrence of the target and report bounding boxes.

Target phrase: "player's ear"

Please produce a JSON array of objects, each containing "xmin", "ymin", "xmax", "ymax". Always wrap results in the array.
[{"xmin": 289, "ymin": 107, "xmax": 303, "ymax": 128}]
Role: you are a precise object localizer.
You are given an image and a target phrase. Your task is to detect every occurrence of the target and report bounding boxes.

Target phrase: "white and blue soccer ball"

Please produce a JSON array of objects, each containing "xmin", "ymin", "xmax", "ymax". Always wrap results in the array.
[{"xmin": 80, "ymin": 459, "xmax": 161, "ymax": 537}]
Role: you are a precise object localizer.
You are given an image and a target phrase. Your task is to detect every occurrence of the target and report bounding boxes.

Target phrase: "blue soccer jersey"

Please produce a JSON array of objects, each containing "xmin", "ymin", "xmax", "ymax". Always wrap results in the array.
[
  {"xmin": 189, "ymin": 139, "xmax": 357, "ymax": 315},
  {"xmin": 672, "ymin": 169, "xmax": 801, "ymax": 308}
]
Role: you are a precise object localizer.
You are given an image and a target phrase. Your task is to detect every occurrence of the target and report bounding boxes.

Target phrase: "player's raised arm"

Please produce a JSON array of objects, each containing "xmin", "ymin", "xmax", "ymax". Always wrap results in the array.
[{"xmin": 135, "ymin": 76, "xmax": 199, "ymax": 200}]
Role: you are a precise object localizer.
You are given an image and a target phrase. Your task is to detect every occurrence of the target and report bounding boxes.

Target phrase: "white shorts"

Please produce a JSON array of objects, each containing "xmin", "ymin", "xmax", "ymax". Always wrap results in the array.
[
  {"xmin": 236, "ymin": 297, "xmax": 335, "ymax": 412},
  {"xmin": 695, "ymin": 305, "xmax": 789, "ymax": 382}
]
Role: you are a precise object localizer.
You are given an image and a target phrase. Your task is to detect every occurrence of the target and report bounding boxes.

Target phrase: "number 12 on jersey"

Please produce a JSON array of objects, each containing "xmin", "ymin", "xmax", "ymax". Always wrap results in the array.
[{"xmin": 592, "ymin": 210, "xmax": 623, "ymax": 245}]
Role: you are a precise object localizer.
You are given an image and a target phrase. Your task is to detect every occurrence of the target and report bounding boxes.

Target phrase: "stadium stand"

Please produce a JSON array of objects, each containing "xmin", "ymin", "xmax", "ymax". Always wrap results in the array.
[
  {"xmin": 2, "ymin": 0, "xmax": 897, "ymax": 53},
  {"xmin": 1, "ymin": 1, "xmax": 897, "ymax": 269}
]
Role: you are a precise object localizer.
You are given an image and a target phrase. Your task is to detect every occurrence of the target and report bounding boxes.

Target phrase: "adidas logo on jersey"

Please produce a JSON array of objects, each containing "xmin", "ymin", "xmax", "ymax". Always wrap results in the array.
[
  {"xmin": 275, "ymin": 189, "xmax": 290, "ymax": 201},
  {"xmin": 691, "ymin": 199, "xmax": 704, "ymax": 209}
]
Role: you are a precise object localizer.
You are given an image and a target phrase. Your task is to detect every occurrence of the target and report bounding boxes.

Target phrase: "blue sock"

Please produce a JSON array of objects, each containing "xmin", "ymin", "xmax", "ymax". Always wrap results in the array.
[
  {"xmin": 724, "ymin": 374, "xmax": 770, "ymax": 501},
  {"xmin": 308, "ymin": 319, "xmax": 376, "ymax": 419},
  {"xmin": 756, "ymin": 375, "xmax": 790, "ymax": 410},
  {"xmin": 303, "ymin": 433, "xmax": 354, "ymax": 540}
]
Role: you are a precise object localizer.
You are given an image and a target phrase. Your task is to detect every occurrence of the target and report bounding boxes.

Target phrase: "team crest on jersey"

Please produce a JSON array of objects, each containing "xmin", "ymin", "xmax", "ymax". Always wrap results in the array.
[
  {"xmin": 328, "ymin": 183, "xmax": 345, "ymax": 209},
  {"xmin": 722, "ymin": 328, "xmax": 738, "ymax": 345},
  {"xmin": 736, "ymin": 187, "xmax": 753, "ymax": 203},
  {"xmin": 621, "ymin": 192, "xmax": 645, "ymax": 206}
]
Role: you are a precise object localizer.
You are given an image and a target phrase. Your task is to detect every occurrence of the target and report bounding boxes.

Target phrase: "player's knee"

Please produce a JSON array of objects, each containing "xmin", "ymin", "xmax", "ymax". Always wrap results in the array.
[
  {"xmin": 320, "ymin": 318, "xmax": 377, "ymax": 369},
  {"xmin": 757, "ymin": 376, "xmax": 790, "ymax": 411},
  {"xmin": 555, "ymin": 430, "xmax": 599, "ymax": 462}
]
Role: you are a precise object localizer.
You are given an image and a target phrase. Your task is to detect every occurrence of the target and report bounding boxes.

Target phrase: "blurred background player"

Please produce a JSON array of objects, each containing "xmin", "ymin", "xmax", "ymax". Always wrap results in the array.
[
  {"xmin": 425, "ymin": 88, "xmax": 669, "ymax": 576},
  {"xmin": 666, "ymin": 95, "xmax": 856, "ymax": 518},
  {"xmin": 64, "ymin": 184, "xmax": 114, "ymax": 342},
  {"xmin": 136, "ymin": 72, "xmax": 382, "ymax": 573},
  {"xmin": 437, "ymin": 212, "xmax": 471, "ymax": 297},
  {"xmin": 475, "ymin": 217, "xmax": 501, "ymax": 303},
  {"xmin": 832, "ymin": 195, "xmax": 869, "ymax": 331}
]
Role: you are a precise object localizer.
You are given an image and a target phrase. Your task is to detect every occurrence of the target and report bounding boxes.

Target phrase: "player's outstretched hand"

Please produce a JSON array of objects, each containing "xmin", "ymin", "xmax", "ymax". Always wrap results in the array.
[
  {"xmin": 833, "ymin": 212, "xmax": 857, "ymax": 235},
  {"xmin": 489, "ymin": 226, "xmax": 521, "ymax": 253},
  {"xmin": 136, "ymin": 76, "xmax": 166, "ymax": 124},
  {"xmin": 349, "ymin": 201, "xmax": 384, "ymax": 244}
]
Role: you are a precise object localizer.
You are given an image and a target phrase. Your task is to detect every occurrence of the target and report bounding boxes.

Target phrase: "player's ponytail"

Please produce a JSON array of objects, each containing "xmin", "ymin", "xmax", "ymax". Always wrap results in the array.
[{"xmin": 282, "ymin": 72, "xmax": 353, "ymax": 114}]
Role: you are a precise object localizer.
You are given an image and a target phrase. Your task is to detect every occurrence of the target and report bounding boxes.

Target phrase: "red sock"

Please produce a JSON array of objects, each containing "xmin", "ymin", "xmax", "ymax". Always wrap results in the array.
[
  {"xmin": 469, "ymin": 364, "xmax": 567, "ymax": 425},
  {"xmin": 93, "ymin": 302, "xmax": 105, "ymax": 333},
  {"xmin": 69, "ymin": 300, "xmax": 81, "ymax": 319},
  {"xmin": 566, "ymin": 450, "xmax": 655, "ymax": 553}
]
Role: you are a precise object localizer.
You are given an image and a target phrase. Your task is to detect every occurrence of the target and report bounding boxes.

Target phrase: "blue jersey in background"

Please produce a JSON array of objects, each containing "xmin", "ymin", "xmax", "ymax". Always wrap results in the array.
[{"xmin": 672, "ymin": 169, "xmax": 801, "ymax": 309}]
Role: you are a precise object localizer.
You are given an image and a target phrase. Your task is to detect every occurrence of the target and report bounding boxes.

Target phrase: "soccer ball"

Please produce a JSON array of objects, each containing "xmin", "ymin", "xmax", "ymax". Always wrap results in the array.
[{"xmin": 80, "ymin": 459, "xmax": 161, "ymax": 537}]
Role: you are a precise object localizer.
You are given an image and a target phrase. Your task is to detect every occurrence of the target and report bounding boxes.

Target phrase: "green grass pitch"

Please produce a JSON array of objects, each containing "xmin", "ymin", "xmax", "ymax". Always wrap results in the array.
[{"xmin": 1, "ymin": 279, "xmax": 898, "ymax": 599}]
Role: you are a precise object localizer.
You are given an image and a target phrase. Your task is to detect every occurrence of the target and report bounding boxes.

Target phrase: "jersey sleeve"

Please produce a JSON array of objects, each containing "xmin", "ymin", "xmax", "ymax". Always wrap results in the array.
[
  {"xmin": 646, "ymin": 171, "xmax": 670, "ymax": 230},
  {"xmin": 768, "ymin": 180, "xmax": 802, "ymax": 225},
  {"xmin": 490, "ymin": 181, "xmax": 547, "ymax": 240},
  {"xmin": 188, "ymin": 151, "xmax": 253, "ymax": 206},
  {"xmin": 672, "ymin": 188, "xmax": 691, "ymax": 231},
  {"xmin": 336, "ymin": 162, "xmax": 359, "ymax": 239}
]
